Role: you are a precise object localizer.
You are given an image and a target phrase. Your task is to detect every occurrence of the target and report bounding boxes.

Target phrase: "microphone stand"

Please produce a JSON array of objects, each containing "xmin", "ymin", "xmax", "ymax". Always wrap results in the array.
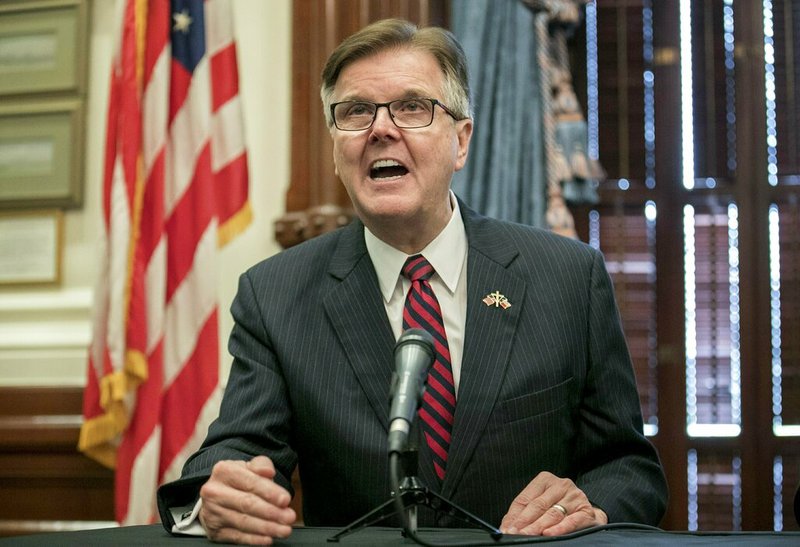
[{"xmin": 327, "ymin": 442, "xmax": 502, "ymax": 543}]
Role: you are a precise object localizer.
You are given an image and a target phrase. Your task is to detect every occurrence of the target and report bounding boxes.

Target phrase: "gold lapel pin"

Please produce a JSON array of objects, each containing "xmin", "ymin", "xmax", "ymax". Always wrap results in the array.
[{"xmin": 483, "ymin": 291, "xmax": 511, "ymax": 309}]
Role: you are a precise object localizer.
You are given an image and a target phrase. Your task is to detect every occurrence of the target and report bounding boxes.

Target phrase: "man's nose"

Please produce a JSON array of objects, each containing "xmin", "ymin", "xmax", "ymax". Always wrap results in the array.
[{"xmin": 370, "ymin": 105, "xmax": 398, "ymax": 136}]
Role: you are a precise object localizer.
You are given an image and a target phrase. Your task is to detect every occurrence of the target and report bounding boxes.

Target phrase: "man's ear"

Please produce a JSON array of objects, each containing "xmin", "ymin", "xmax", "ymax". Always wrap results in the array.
[{"xmin": 454, "ymin": 118, "xmax": 474, "ymax": 172}]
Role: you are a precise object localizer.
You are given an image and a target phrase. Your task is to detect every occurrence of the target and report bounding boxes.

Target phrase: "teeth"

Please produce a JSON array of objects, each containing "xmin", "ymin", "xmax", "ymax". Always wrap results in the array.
[{"xmin": 371, "ymin": 159, "xmax": 403, "ymax": 169}]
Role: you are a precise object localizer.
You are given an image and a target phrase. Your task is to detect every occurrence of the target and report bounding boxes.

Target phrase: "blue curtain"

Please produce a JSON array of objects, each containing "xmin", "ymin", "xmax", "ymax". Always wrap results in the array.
[{"xmin": 450, "ymin": 0, "xmax": 546, "ymax": 228}]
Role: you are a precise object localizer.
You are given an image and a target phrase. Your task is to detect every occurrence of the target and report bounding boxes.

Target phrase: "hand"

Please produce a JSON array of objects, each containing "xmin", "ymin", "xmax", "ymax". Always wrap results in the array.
[
  {"xmin": 500, "ymin": 471, "xmax": 608, "ymax": 536},
  {"xmin": 199, "ymin": 456, "xmax": 296, "ymax": 545}
]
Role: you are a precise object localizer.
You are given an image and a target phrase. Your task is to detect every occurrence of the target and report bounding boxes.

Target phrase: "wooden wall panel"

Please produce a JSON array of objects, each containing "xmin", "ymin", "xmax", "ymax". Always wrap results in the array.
[{"xmin": 0, "ymin": 387, "xmax": 115, "ymax": 537}]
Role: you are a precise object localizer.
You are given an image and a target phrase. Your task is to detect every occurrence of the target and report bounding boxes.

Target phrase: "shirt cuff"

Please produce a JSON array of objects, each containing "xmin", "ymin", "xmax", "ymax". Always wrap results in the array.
[{"xmin": 170, "ymin": 498, "xmax": 206, "ymax": 536}]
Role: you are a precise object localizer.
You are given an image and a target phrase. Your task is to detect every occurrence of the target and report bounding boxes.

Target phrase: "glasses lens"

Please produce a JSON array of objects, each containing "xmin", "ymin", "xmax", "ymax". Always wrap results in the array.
[
  {"xmin": 391, "ymin": 99, "xmax": 434, "ymax": 128},
  {"xmin": 334, "ymin": 102, "xmax": 377, "ymax": 130}
]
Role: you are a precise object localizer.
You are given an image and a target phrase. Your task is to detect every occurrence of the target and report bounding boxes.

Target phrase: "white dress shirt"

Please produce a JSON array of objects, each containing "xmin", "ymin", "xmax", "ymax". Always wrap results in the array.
[{"xmin": 364, "ymin": 192, "xmax": 468, "ymax": 393}]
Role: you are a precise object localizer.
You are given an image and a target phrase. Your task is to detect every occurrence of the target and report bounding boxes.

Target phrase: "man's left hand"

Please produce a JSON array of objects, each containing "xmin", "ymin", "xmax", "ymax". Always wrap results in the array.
[{"xmin": 499, "ymin": 471, "xmax": 608, "ymax": 536}]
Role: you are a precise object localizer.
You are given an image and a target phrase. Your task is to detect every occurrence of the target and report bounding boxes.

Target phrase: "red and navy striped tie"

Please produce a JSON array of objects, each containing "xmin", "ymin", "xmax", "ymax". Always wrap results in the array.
[{"xmin": 402, "ymin": 254, "xmax": 456, "ymax": 480}]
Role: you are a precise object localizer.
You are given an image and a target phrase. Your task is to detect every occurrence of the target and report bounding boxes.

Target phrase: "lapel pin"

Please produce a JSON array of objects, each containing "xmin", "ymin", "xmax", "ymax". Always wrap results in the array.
[{"xmin": 483, "ymin": 291, "xmax": 511, "ymax": 309}]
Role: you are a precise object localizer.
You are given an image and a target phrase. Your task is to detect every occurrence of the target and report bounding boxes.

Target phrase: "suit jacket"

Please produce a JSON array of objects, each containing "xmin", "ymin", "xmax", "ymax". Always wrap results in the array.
[{"xmin": 158, "ymin": 200, "xmax": 667, "ymax": 530}]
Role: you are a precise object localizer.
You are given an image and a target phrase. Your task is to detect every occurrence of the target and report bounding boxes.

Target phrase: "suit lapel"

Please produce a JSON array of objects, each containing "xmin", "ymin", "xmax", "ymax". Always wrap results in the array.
[
  {"xmin": 323, "ymin": 221, "xmax": 396, "ymax": 432},
  {"xmin": 442, "ymin": 205, "xmax": 526, "ymax": 499}
]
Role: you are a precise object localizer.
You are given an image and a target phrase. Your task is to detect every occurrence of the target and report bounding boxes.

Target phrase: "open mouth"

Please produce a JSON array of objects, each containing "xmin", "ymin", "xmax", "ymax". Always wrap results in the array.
[{"xmin": 370, "ymin": 159, "xmax": 408, "ymax": 180}]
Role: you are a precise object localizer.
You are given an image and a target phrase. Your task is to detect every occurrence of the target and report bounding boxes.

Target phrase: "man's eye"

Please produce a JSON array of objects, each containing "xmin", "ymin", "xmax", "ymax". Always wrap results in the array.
[
  {"xmin": 399, "ymin": 100, "xmax": 423, "ymax": 112},
  {"xmin": 345, "ymin": 103, "xmax": 372, "ymax": 117}
]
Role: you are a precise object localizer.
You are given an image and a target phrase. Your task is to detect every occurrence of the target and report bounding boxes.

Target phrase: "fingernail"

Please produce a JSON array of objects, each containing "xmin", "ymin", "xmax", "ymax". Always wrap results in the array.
[{"xmin": 507, "ymin": 527, "xmax": 518, "ymax": 534}]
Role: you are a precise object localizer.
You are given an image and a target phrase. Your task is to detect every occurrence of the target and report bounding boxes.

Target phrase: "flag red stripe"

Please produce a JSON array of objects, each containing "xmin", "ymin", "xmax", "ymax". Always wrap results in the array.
[
  {"xmin": 143, "ymin": 0, "xmax": 169, "ymax": 86},
  {"xmin": 214, "ymin": 153, "xmax": 248, "ymax": 224},
  {"xmin": 210, "ymin": 43, "xmax": 239, "ymax": 110},
  {"xmin": 169, "ymin": 60, "xmax": 193, "ymax": 123},
  {"xmin": 140, "ymin": 150, "xmax": 166, "ymax": 264},
  {"xmin": 165, "ymin": 146, "xmax": 215, "ymax": 301},
  {"xmin": 118, "ymin": 0, "xmax": 141, "ymax": 211},
  {"xmin": 81, "ymin": 355, "xmax": 104, "ymax": 418}
]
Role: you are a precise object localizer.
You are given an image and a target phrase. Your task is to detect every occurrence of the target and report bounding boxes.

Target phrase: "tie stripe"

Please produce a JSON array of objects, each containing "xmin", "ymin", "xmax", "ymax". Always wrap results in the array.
[{"xmin": 402, "ymin": 254, "xmax": 456, "ymax": 481}]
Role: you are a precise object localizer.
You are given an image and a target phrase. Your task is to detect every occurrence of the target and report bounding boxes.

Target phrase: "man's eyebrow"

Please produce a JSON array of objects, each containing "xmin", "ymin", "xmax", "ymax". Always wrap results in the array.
[
  {"xmin": 334, "ymin": 89, "xmax": 433, "ymax": 103},
  {"xmin": 398, "ymin": 89, "xmax": 432, "ymax": 99}
]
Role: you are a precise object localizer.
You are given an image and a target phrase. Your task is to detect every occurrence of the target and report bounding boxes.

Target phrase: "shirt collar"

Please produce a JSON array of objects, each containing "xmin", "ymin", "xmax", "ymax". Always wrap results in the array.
[{"xmin": 365, "ymin": 191, "xmax": 467, "ymax": 303}]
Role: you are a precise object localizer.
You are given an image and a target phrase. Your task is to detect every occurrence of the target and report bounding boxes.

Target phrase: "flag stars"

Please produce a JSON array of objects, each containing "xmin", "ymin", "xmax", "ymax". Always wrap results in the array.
[{"xmin": 173, "ymin": 9, "xmax": 192, "ymax": 33}]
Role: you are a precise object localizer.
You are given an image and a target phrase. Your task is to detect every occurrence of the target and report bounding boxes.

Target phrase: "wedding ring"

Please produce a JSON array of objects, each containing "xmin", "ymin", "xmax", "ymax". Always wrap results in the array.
[{"xmin": 551, "ymin": 503, "xmax": 568, "ymax": 517}]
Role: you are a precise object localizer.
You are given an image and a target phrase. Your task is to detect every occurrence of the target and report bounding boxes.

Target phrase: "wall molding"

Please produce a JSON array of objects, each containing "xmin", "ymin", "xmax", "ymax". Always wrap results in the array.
[{"xmin": 0, "ymin": 288, "xmax": 92, "ymax": 385}]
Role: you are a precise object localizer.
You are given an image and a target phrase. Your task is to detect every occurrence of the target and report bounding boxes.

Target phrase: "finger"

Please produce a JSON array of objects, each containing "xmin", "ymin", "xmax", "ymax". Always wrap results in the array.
[
  {"xmin": 210, "ymin": 460, "xmax": 292, "ymax": 507},
  {"xmin": 515, "ymin": 504, "xmax": 573, "ymax": 536},
  {"xmin": 201, "ymin": 478, "xmax": 296, "ymax": 523},
  {"xmin": 201, "ymin": 496, "xmax": 295, "ymax": 540},
  {"xmin": 504, "ymin": 485, "xmax": 572, "ymax": 532},
  {"xmin": 500, "ymin": 472, "xmax": 556, "ymax": 530},
  {"xmin": 247, "ymin": 455, "xmax": 277, "ymax": 479},
  {"xmin": 540, "ymin": 507, "xmax": 599, "ymax": 536},
  {"xmin": 203, "ymin": 485, "xmax": 296, "ymax": 525}
]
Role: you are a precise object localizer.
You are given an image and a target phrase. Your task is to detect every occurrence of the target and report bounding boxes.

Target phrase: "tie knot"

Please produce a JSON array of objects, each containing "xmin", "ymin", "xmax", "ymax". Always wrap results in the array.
[{"xmin": 402, "ymin": 255, "xmax": 434, "ymax": 282}]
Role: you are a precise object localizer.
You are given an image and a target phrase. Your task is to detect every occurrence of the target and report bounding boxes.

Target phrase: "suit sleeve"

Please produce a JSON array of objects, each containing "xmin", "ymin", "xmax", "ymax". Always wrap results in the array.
[
  {"xmin": 157, "ymin": 269, "xmax": 297, "ymax": 529},
  {"xmin": 572, "ymin": 249, "xmax": 668, "ymax": 525}
]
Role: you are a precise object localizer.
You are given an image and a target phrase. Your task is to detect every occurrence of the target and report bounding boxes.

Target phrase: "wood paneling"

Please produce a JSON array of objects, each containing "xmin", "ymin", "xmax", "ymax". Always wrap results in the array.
[{"xmin": 0, "ymin": 386, "xmax": 115, "ymax": 536}]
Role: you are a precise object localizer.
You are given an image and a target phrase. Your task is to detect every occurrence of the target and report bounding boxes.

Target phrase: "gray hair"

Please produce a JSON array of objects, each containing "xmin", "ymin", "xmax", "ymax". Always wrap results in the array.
[{"xmin": 320, "ymin": 18, "xmax": 472, "ymax": 127}]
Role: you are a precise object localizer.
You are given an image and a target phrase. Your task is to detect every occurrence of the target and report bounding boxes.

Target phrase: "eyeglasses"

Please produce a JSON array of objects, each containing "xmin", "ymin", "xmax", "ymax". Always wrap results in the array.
[{"xmin": 330, "ymin": 98, "xmax": 458, "ymax": 131}]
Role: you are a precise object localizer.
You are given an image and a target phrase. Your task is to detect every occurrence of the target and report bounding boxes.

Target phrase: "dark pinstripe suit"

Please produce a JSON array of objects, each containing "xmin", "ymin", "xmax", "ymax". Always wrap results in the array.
[{"xmin": 157, "ymin": 200, "xmax": 667, "ymax": 529}]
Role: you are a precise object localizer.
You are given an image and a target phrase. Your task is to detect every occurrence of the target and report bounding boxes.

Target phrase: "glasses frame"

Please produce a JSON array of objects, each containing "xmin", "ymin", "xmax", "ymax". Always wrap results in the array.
[{"xmin": 329, "ymin": 97, "xmax": 459, "ymax": 131}]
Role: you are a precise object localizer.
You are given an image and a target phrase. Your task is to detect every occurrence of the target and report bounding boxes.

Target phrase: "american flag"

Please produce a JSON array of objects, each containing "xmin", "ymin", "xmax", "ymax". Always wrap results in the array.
[{"xmin": 79, "ymin": 0, "xmax": 250, "ymax": 524}]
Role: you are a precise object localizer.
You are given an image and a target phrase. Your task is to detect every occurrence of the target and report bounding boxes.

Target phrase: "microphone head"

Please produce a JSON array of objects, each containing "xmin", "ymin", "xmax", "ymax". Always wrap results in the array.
[
  {"xmin": 388, "ymin": 329, "xmax": 435, "ymax": 454},
  {"xmin": 394, "ymin": 328, "xmax": 434, "ymax": 360}
]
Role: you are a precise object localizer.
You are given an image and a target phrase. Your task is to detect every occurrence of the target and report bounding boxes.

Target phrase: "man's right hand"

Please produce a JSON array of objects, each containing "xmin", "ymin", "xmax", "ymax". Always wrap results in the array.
[{"xmin": 198, "ymin": 455, "xmax": 296, "ymax": 545}]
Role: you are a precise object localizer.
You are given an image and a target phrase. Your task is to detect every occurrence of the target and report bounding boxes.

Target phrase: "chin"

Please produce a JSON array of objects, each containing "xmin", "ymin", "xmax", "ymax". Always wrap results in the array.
[
  {"xmin": 359, "ymin": 203, "xmax": 419, "ymax": 227},
  {"xmin": 361, "ymin": 194, "xmax": 417, "ymax": 215}
]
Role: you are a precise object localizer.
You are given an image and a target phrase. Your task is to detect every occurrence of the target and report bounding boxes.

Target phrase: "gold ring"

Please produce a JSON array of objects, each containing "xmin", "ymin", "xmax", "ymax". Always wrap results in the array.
[{"xmin": 551, "ymin": 503, "xmax": 568, "ymax": 516}]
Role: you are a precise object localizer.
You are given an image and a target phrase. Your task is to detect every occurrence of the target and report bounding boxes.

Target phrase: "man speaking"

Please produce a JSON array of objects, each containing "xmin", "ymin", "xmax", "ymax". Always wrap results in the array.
[{"xmin": 157, "ymin": 18, "xmax": 668, "ymax": 545}]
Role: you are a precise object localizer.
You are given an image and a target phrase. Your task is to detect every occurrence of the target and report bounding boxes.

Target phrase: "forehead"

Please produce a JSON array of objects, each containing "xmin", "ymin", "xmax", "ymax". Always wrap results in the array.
[{"xmin": 332, "ymin": 47, "xmax": 445, "ymax": 101}]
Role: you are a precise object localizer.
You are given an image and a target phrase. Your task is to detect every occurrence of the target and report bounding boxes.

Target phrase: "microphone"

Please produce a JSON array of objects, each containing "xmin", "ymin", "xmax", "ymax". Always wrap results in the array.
[{"xmin": 388, "ymin": 328, "xmax": 434, "ymax": 454}]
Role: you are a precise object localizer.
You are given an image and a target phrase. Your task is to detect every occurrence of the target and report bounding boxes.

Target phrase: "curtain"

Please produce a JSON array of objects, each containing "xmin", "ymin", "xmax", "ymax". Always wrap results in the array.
[
  {"xmin": 451, "ymin": 0, "xmax": 600, "ymax": 236},
  {"xmin": 451, "ymin": 0, "xmax": 546, "ymax": 228}
]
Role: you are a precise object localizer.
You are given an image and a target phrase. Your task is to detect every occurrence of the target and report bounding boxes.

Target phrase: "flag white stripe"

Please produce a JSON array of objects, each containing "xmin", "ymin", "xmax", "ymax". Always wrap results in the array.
[
  {"xmin": 107, "ymin": 157, "xmax": 133, "ymax": 371},
  {"xmin": 89, "ymin": 232, "xmax": 110, "ymax": 377},
  {"xmin": 162, "ymin": 222, "xmax": 219, "ymax": 387},
  {"xmin": 145, "ymin": 238, "xmax": 167, "ymax": 353},
  {"xmin": 122, "ymin": 426, "xmax": 161, "ymax": 526},
  {"xmin": 110, "ymin": 0, "xmax": 126, "ymax": 62},
  {"xmin": 211, "ymin": 96, "xmax": 246, "ymax": 170},
  {"xmin": 143, "ymin": 48, "xmax": 170, "ymax": 174},
  {"xmin": 165, "ymin": 57, "xmax": 211, "ymax": 216},
  {"xmin": 204, "ymin": 0, "xmax": 234, "ymax": 55}
]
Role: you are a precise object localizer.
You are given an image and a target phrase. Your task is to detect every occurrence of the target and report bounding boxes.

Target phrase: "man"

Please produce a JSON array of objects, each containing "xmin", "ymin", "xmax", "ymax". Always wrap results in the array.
[{"xmin": 157, "ymin": 18, "xmax": 668, "ymax": 545}]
